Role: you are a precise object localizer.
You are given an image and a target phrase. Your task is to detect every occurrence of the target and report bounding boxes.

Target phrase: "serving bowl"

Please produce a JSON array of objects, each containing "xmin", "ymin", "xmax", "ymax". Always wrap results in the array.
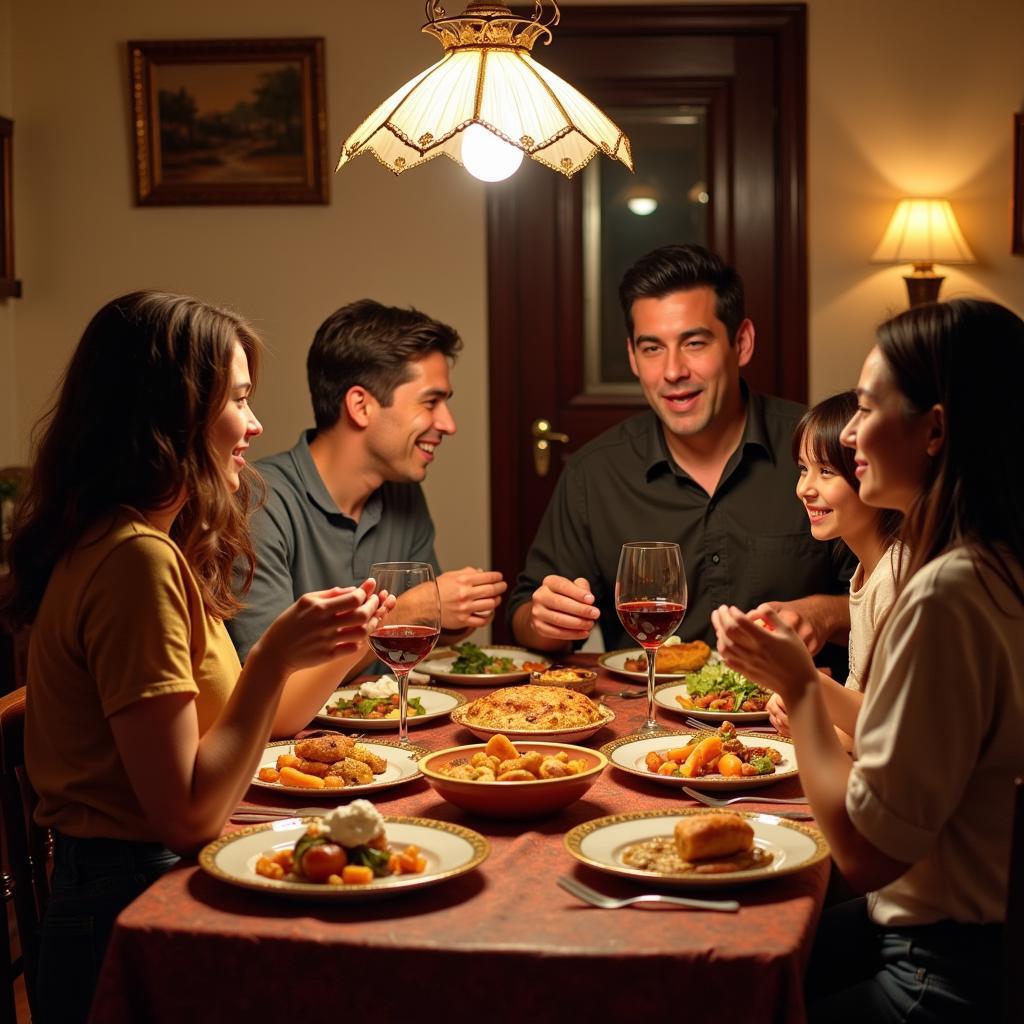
[
  {"xmin": 418, "ymin": 741, "xmax": 608, "ymax": 818},
  {"xmin": 528, "ymin": 665, "xmax": 598, "ymax": 695}
]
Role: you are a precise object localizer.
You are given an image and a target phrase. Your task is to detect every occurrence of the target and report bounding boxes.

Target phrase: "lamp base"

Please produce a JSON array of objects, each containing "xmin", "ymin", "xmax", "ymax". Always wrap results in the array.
[{"xmin": 903, "ymin": 273, "xmax": 944, "ymax": 306}]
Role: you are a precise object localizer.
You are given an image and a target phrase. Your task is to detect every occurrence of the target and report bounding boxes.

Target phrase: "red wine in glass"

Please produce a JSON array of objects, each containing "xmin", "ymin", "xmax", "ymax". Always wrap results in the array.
[
  {"xmin": 369, "ymin": 624, "xmax": 441, "ymax": 669},
  {"xmin": 368, "ymin": 562, "xmax": 441, "ymax": 745},
  {"xmin": 615, "ymin": 542, "xmax": 687, "ymax": 731},
  {"xmin": 617, "ymin": 600, "xmax": 686, "ymax": 649}
]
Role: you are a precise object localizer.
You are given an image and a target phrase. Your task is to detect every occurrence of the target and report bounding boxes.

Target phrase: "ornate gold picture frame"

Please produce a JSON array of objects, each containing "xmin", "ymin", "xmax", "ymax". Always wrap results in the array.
[{"xmin": 129, "ymin": 38, "xmax": 328, "ymax": 205}]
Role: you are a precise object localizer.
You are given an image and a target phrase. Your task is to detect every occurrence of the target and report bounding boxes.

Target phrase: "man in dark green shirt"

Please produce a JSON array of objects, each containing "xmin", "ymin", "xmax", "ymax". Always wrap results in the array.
[{"xmin": 509, "ymin": 244, "xmax": 852, "ymax": 659}]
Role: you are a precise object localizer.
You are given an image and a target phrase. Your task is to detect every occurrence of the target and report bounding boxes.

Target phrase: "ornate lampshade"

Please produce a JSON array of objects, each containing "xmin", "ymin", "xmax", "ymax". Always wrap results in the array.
[
  {"xmin": 336, "ymin": 1, "xmax": 634, "ymax": 181},
  {"xmin": 872, "ymin": 198, "xmax": 975, "ymax": 305}
]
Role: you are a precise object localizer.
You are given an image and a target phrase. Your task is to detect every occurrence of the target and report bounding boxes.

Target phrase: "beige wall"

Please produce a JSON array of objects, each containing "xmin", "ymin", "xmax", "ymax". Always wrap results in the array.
[{"xmin": 2, "ymin": 0, "xmax": 1023, "ymax": 577}]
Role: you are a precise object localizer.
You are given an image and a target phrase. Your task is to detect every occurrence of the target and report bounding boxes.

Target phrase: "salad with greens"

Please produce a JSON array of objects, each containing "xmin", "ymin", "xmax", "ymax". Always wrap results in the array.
[
  {"xmin": 448, "ymin": 642, "xmax": 540, "ymax": 675},
  {"xmin": 681, "ymin": 662, "xmax": 772, "ymax": 712}
]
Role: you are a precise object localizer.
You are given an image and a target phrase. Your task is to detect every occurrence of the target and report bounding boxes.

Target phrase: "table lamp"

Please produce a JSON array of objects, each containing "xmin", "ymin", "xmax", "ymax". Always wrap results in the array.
[{"xmin": 871, "ymin": 198, "xmax": 975, "ymax": 306}]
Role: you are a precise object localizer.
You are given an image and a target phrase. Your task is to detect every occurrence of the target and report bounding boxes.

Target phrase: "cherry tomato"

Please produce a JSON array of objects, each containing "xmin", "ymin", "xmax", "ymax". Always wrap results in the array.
[{"xmin": 300, "ymin": 843, "xmax": 347, "ymax": 882}]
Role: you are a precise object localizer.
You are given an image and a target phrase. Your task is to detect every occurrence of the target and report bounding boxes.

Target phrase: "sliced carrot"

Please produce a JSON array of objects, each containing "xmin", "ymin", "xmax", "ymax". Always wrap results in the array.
[
  {"xmin": 342, "ymin": 864, "xmax": 374, "ymax": 884},
  {"xmin": 257, "ymin": 767, "xmax": 280, "ymax": 783},
  {"xmin": 666, "ymin": 743, "xmax": 697, "ymax": 763},
  {"xmin": 718, "ymin": 752, "xmax": 743, "ymax": 777},
  {"xmin": 645, "ymin": 751, "xmax": 664, "ymax": 772},
  {"xmin": 278, "ymin": 765, "xmax": 325, "ymax": 789}
]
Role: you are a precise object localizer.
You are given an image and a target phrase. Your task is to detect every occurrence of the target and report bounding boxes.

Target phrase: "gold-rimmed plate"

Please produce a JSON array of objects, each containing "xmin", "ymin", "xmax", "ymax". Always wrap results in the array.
[
  {"xmin": 418, "ymin": 645, "xmax": 550, "ymax": 685},
  {"xmin": 654, "ymin": 681, "xmax": 770, "ymax": 723},
  {"xmin": 600, "ymin": 730, "xmax": 798, "ymax": 790},
  {"xmin": 251, "ymin": 738, "xmax": 427, "ymax": 796},
  {"xmin": 200, "ymin": 816, "xmax": 489, "ymax": 900},
  {"xmin": 597, "ymin": 648, "xmax": 690, "ymax": 683},
  {"xmin": 564, "ymin": 808, "xmax": 828, "ymax": 888},
  {"xmin": 314, "ymin": 685, "xmax": 466, "ymax": 731}
]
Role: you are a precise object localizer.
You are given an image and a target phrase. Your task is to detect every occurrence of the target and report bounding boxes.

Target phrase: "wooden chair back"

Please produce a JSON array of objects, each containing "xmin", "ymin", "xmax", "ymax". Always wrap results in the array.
[{"xmin": 0, "ymin": 688, "xmax": 48, "ymax": 1022}]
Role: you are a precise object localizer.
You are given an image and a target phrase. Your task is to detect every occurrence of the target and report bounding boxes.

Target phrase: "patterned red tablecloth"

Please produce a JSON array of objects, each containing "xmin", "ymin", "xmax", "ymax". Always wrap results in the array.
[{"xmin": 89, "ymin": 655, "xmax": 829, "ymax": 1024}]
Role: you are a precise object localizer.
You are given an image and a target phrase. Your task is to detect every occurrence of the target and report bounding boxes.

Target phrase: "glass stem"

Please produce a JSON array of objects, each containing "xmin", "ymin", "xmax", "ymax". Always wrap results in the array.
[
  {"xmin": 397, "ymin": 670, "xmax": 411, "ymax": 744},
  {"xmin": 646, "ymin": 650, "xmax": 658, "ymax": 729}
]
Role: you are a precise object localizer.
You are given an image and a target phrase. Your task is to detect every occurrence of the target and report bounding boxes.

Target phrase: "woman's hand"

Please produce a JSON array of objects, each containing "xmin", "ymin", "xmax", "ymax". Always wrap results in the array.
[
  {"xmin": 710, "ymin": 604, "xmax": 818, "ymax": 704},
  {"xmin": 765, "ymin": 692, "xmax": 791, "ymax": 736},
  {"xmin": 255, "ymin": 580, "xmax": 382, "ymax": 676}
]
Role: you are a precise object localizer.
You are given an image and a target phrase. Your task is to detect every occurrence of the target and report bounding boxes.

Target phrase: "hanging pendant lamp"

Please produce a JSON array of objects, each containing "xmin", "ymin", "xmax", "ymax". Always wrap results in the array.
[{"xmin": 336, "ymin": 1, "xmax": 633, "ymax": 181}]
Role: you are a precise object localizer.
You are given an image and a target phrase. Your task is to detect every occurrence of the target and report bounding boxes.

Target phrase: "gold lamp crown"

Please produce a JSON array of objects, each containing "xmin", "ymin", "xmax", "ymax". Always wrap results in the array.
[{"xmin": 337, "ymin": 0, "xmax": 633, "ymax": 180}]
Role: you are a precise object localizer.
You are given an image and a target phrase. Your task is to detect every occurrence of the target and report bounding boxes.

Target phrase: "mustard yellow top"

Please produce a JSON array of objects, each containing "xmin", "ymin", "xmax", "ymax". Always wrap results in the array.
[{"xmin": 26, "ymin": 510, "xmax": 240, "ymax": 840}]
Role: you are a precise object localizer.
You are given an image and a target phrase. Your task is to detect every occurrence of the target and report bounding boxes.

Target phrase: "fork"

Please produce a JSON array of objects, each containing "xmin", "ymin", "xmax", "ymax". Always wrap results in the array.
[
  {"xmin": 681, "ymin": 786, "xmax": 813, "ymax": 817},
  {"xmin": 558, "ymin": 875, "xmax": 739, "ymax": 912},
  {"xmin": 231, "ymin": 805, "xmax": 337, "ymax": 823},
  {"xmin": 683, "ymin": 717, "xmax": 762, "ymax": 734}
]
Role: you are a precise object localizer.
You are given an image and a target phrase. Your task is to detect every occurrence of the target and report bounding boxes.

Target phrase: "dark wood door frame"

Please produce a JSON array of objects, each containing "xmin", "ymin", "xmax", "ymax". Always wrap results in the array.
[{"xmin": 487, "ymin": 5, "xmax": 807, "ymax": 640}]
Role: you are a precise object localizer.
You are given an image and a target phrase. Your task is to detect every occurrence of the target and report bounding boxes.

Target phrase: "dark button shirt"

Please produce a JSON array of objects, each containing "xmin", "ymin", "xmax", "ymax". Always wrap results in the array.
[
  {"xmin": 227, "ymin": 431, "xmax": 439, "ymax": 660},
  {"xmin": 508, "ymin": 392, "xmax": 854, "ymax": 657}
]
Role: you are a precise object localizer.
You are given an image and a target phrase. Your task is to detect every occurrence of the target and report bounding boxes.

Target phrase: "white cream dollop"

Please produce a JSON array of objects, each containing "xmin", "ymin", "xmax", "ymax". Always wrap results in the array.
[
  {"xmin": 321, "ymin": 799, "xmax": 385, "ymax": 848},
  {"xmin": 358, "ymin": 676, "xmax": 399, "ymax": 699}
]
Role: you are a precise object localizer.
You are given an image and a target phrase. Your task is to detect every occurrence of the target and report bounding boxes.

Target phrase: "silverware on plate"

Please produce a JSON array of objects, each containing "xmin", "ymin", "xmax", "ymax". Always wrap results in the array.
[
  {"xmin": 683, "ymin": 717, "xmax": 764, "ymax": 734},
  {"xmin": 558, "ymin": 875, "xmax": 739, "ymax": 912}
]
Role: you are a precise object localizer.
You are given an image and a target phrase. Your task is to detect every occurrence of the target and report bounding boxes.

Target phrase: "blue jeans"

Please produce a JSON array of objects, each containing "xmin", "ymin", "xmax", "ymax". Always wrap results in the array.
[
  {"xmin": 37, "ymin": 831, "xmax": 179, "ymax": 1024},
  {"xmin": 806, "ymin": 898, "xmax": 1003, "ymax": 1022}
]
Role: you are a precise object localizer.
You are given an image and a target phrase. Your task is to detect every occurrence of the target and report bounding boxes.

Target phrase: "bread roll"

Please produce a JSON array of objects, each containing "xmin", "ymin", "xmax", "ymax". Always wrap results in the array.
[{"xmin": 674, "ymin": 813, "xmax": 754, "ymax": 861}]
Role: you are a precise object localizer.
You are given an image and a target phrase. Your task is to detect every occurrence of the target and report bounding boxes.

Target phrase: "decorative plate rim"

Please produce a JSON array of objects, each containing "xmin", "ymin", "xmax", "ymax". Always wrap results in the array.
[
  {"xmin": 252, "ymin": 737, "xmax": 429, "ymax": 795},
  {"xmin": 199, "ymin": 815, "xmax": 490, "ymax": 898},
  {"xmin": 563, "ymin": 807, "xmax": 829, "ymax": 886},
  {"xmin": 599, "ymin": 729, "xmax": 799, "ymax": 789},
  {"xmin": 313, "ymin": 684, "xmax": 467, "ymax": 729},
  {"xmin": 653, "ymin": 680, "xmax": 771, "ymax": 722}
]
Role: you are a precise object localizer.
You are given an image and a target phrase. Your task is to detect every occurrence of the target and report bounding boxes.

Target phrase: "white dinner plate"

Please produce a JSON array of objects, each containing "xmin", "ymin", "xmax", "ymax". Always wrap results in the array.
[
  {"xmin": 418, "ymin": 645, "xmax": 550, "ymax": 685},
  {"xmin": 313, "ymin": 685, "xmax": 466, "ymax": 731},
  {"xmin": 600, "ymin": 730, "xmax": 798, "ymax": 790},
  {"xmin": 450, "ymin": 701, "xmax": 616, "ymax": 745},
  {"xmin": 654, "ymin": 681, "xmax": 770, "ymax": 723},
  {"xmin": 597, "ymin": 647, "xmax": 721, "ymax": 683},
  {"xmin": 199, "ymin": 816, "xmax": 489, "ymax": 900},
  {"xmin": 252, "ymin": 739, "xmax": 426, "ymax": 796},
  {"xmin": 564, "ymin": 808, "xmax": 828, "ymax": 888}
]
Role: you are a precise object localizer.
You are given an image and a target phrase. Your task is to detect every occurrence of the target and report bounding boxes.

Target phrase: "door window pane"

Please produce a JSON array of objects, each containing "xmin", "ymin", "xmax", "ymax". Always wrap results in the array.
[{"xmin": 583, "ymin": 107, "xmax": 709, "ymax": 394}]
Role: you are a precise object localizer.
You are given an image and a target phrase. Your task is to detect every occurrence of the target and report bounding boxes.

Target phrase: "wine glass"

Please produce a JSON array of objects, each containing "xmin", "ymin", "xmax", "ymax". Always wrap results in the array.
[
  {"xmin": 615, "ymin": 542, "xmax": 687, "ymax": 731},
  {"xmin": 368, "ymin": 562, "xmax": 441, "ymax": 745}
]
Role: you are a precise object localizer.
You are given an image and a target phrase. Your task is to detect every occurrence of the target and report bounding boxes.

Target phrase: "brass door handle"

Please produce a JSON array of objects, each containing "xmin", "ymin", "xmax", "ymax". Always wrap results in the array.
[{"xmin": 532, "ymin": 418, "xmax": 570, "ymax": 477}]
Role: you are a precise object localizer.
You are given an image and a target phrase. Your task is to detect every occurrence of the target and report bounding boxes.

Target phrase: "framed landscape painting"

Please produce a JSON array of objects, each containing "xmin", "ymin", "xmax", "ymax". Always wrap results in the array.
[{"xmin": 129, "ymin": 38, "xmax": 328, "ymax": 205}]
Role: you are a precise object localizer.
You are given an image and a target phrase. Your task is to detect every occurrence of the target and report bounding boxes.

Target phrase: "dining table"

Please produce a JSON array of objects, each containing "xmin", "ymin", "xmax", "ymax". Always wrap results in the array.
[{"xmin": 88, "ymin": 653, "xmax": 830, "ymax": 1024}]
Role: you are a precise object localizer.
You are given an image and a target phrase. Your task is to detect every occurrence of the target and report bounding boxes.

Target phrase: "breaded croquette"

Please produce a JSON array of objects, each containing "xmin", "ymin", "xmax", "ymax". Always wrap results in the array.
[
  {"xmin": 294, "ymin": 735, "xmax": 356, "ymax": 764},
  {"xmin": 325, "ymin": 757, "xmax": 374, "ymax": 786}
]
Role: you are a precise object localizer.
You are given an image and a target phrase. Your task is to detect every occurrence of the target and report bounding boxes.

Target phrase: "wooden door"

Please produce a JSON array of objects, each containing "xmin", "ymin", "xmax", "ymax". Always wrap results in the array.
[{"xmin": 487, "ymin": 6, "xmax": 807, "ymax": 639}]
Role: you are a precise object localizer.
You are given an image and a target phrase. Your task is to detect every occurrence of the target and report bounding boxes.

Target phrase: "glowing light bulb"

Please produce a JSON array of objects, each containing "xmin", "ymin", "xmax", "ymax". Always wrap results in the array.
[
  {"xmin": 627, "ymin": 196, "xmax": 658, "ymax": 216},
  {"xmin": 461, "ymin": 124, "xmax": 524, "ymax": 182}
]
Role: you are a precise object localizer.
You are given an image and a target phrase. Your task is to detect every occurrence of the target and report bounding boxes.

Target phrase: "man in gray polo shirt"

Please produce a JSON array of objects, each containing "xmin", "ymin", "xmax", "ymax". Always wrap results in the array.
[
  {"xmin": 509, "ymin": 245, "xmax": 853, "ymax": 669},
  {"xmin": 228, "ymin": 299, "xmax": 506, "ymax": 664}
]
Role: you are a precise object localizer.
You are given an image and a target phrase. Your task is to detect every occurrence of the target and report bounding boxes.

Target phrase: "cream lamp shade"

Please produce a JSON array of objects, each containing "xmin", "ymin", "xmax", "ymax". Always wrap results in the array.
[
  {"xmin": 336, "ymin": 1, "xmax": 633, "ymax": 182},
  {"xmin": 872, "ymin": 198, "xmax": 975, "ymax": 305}
]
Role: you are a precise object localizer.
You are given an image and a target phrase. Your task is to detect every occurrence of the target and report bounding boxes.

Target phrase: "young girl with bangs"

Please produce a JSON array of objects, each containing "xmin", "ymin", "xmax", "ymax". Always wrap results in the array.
[
  {"xmin": 713, "ymin": 299, "xmax": 1024, "ymax": 1021},
  {"xmin": 766, "ymin": 391, "xmax": 902, "ymax": 747},
  {"xmin": 0, "ymin": 291, "xmax": 393, "ymax": 1023}
]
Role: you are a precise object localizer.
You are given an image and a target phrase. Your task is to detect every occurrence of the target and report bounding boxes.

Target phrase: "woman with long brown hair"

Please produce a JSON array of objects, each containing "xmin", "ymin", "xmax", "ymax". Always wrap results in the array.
[
  {"xmin": 1, "ymin": 291, "xmax": 391, "ymax": 1022},
  {"xmin": 713, "ymin": 298, "xmax": 1024, "ymax": 1021}
]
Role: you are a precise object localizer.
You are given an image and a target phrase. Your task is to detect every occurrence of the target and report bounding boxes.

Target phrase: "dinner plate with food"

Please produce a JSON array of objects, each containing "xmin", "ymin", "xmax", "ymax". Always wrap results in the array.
[
  {"xmin": 418, "ymin": 642, "xmax": 550, "ymax": 685},
  {"xmin": 450, "ymin": 684, "xmax": 615, "ymax": 744},
  {"xmin": 654, "ymin": 661, "xmax": 772, "ymax": 722},
  {"xmin": 600, "ymin": 722, "xmax": 797, "ymax": 790},
  {"xmin": 251, "ymin": 736, "xmax": 426, "ymax": 796},
  {"xmin": 314, "ymin": 676, "xmax": 466, "ymax": 731},
  {"xmin": 200, "ymin": 800, "xmax": 489, "ymax": 900},
  {"xmin": 564, "ymin": 807, "xmax": 828, "ymax": 889},
  {"xmin": 597, "ymin": 637, "xmax": 714, "ymax": 682}
]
